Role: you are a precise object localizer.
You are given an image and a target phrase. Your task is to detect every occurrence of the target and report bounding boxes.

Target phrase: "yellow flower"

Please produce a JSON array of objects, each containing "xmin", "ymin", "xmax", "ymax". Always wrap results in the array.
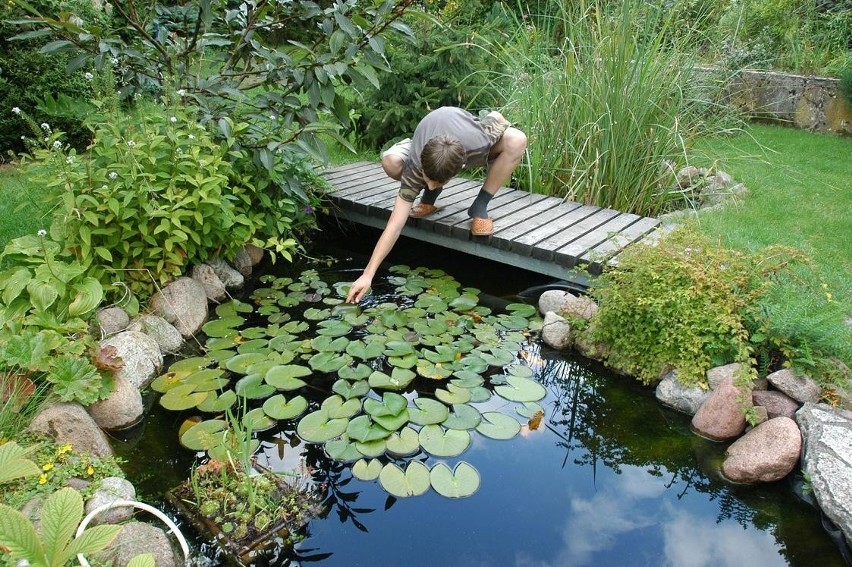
[
  {"xmin": 58, "ymin": 443, "xmax": 73, "ymax": 455},
  {"xmin": 42, "ymin": 463, "xmax": 54, "ymax": 472},
  {"xmin": 87, "ymin": 465, "xmax": 95, "ymax": 476},
  {"xmin": 38, "ymin": 474, "xmax": 48, "ymax": 485}
]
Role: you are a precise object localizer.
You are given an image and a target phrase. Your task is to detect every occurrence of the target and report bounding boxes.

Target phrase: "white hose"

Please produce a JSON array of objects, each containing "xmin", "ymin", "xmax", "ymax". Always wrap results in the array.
[{"xmin": 75, "ymin": 499, "xmax": 191, "ymax": 567}]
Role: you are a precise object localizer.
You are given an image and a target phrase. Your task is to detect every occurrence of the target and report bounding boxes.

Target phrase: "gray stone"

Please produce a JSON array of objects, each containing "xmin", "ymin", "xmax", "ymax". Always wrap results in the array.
[
  {"xmin": 96, "ymin": 307, "xmax": 130, "ymax": 338},
  {"xmin": 232, "ymin": 246, "xmax": 253, "ymax": 277},
  {"xmin": 100, "ymin": 522, "xmax": 179, "ymax": 567},
  {"xmin": 767, "ymin": 368, "xmax": 822, "ymax": 403},
  {"xmin": 84, "ymin": 477, "xmax": 136, "ymax": 525},
  {"xmin": 541, "ymin": 311, "xmax": 572, "ymax": 350},
  {"xmin": 127, "ymin": 314, "xmax": 183, "ymax": 354},
  {"xmin": 99, "ymin": 331, "xmax": 163, "ymax": 390},
  {"xmin": 244, "ymin": 243, "xmax": 265, "ymax": 266},
  {"xmin": 676, "ymin": 166, "xmax": 702, "ymax": 188},
  {"xmin": 560, "ymin": 293, "xmax": 598, "ymax": 320},
  {"xmin": 87, "ymin": 375, "xmax": 144, "ymax": 431},
  {"xmin": 191, "ymin": 263, "xmax": 227, "ymax": 302},
  {"xmin": 752, "ymin": 389, "xmax": 800, "ymax": 419},
  {"xmin": 149, "ymin": 277, "xmax": 209, "ymax": 338},
  {"xmin": 721, "ymin": 417, "xmax": 802, "ymax": 483},
  {"xmin": 28, "ymin": 403, "xmax": 114, "ymax": 457},
  {"xmin": 707, "ymin": 363, "xmax": 742, "ymax": 390},
  {"xmin": 691, "ymin": 378, "xmax": 751, "ymax": 441},
  {"xmin": 750, "ymin": 405, "xmax": 769, "ymax": 425},
  {"xmin": 207, "ymin": 257, "xmax": 244, "ymax": 289},
  {"xmin": 796, "ymin": 403, "xmax": 852, "ymax": 546},
  {"xmin": 573, "ymin": 326, "xmax": 609, "ymax": 362},
  {"xmin": 655, "ymin": 368, "xmax": 710, "ymax": 415},
  {"xmin": 538, "ymin": 290, "xmax": 568, "ymax": 316}
]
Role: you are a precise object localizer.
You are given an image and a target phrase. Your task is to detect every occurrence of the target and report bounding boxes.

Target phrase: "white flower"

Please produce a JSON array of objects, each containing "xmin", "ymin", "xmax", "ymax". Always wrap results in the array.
[
  {"xmin": 20, "ymin": 136, "xmax": 25, "ymax": 140},
  {"xmin": 177, "ymin": 89, "xmax": 186, "ymax": 96},
  {"xmin": 112, "ymin": 57, "xmax": 119, "ymax": 66},
  {"xmin": 84, "ymin": 72, "xmax": 94, "ymax": 81},
  {"xmin": 188, "ymin": 134, "xmax": 195, "ymax": 140},
  {"xmin": 126, "ymin": 140, "xmax": 136, "ymax": 148},
  {"xmin": 270, "ymin": 115, "xmax": 277, "ymax": 121},
  {"xmin": 52, "ymin": 140, "xmax": 62, "ymax": 149},
  {"xmin": 169, "ymin": 116, "xmax": 177, "ymax": 123},
  {"xmin": 12, "ymin": 107, "xmax": 21, "ymax": 115},
  {"xmin": 40, "ymin": 122, "xmax": 50, "ymax": 131},
  {"xmin": 108, "ymin": 171, "xmax": 118, "ymax": 180},
  {"xmin": 16, "ymin": 559, "xmax": 31, "ymax": 567},
  {"xmin": 66, "ymin": 156, "xmax": 75, "ymax": 164},
  {"xmin": 37, "ymin": 229, "xmax": 47, "ymax": 237}
]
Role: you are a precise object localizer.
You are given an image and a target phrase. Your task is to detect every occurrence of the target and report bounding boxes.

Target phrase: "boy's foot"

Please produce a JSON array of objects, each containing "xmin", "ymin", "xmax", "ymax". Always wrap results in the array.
[
  {"xmin": 410, "ymin": 203, "xmax": 444, "ymax": 218},
  {"xmin": 470, "ymin": 217, "xmax": 494, "ymax": 236}
]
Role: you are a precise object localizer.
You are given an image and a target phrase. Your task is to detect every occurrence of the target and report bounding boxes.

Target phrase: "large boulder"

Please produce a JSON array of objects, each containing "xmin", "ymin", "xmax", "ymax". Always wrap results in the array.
[
  {"xmin": 538, "ymin": 289, "xmax": 569, "ymax": 316},
  {"xmin": 706, "ymin": 363, "xmax": 742, "ymax": 390},
  {"xmin": 752, "ymin": 389, "xmax": 800, "ymax": 419},
  {"xmin": 191, "ymin": 263, "xmax": 228, "ymax": 303},
  {"xmin": 796, "ymin": 403, "xmax": 852, "ymax": 546},
  {"xmin": 541, "ymin": 311, "xmax": 572, "ymax": 350},
  {"xmin": 691, "ymin": 378, "xmax": 751, "ymax": 441},
  {"xmin": 99, "ymin": 522, "xmax": 180, "ymax": 567},
  {"xmin": 96, "ymin": 307, "xmax": 130, "ymax": 338},
  {"xmin": 232, "ymin": 245, "xmax": 254, "ymax": 277},
  {"xmin": 84, "ymin": 477, "xmax": 136, "ymax": 525},
  {"xmin": 28, "ymin": 403, "xmax": 114, "ymax": 457},
  {"xmin": 149, "ymin": 277, "xmax": 209, "ymax": 338},
  {"xmin": 87, "ymin": 375, "xmax": 144, "ymax": 431},
  {"xmin": 99, "ymin": 331, "xmax": 163, "ymax": 390},
  {"xmin": 655, "ymin": 368, "xmax": 709, "ymax": 416},
  {"xmin": 207, "ymin": 257, "xmax": 244, "ymax": 289},
  {"xmin": 127, "ymin": 314, "xmax": 183, "ymax": 354},
  {"xmin": 767, "ymin": 368, "xmax": 822, "ymax": 403},
  {"xmin": 721, "ymin": 417, "xmax": 801, "ymax": 483}
]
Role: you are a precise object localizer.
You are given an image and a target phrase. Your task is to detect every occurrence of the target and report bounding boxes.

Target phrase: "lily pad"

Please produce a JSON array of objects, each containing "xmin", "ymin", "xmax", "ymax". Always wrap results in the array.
[
  {"xmin": 322, "ymin": 395, "xmax": 362, "ymax": 419},
  {"xmin": 234, "ymin": 374, "xmax": 276, "ymax": 399},
  {"xmin": 385, "ymin": 426, "xmax": 420, "ymax": 457},
  {"xmin": 476, "ymin": 412, "xmax": 522, "ymax": 440},
  {"xmin": 215, "ymin": 300, "xmax": 254, "ymax": 318},
  {"xmin": 311, "ymin": 335, "xmax": 350, "ymax": 353},
  {"xmin": 451, "ymin": 371, "xmax": 484, "ymax": 388},
  {"xmin": 368, "ymin": 368, "xmax": 416, "ymax": 391},
  {"xmin": 449, "ymin": 294, "xmax": 479, "ymax": 312},
  {"xmin": 265, "ymin": 365, "xmax": 311, "ymax": 391},
  {"xmin": 197, "ymin": 389, "xmax": 237, "ymax": 413},
  {"xmin": 494, "ymin": 375, "xmax": 547, "ymax": 403},
  {"xmin": 442, "ymin": 403, "xmax": 481, "ymax": 430},
  {"xmin": 435, "ymin": 383, "xmax": 472, "ymax": 405},
  {"xmin": 332, "ymin": 378, "xmax": 370, "ymax": 400},
  {"xmin": 262, "ymin": 394, "xmax": 308, "ymax": 420},
  {"xmin": 242, "ymin": 407, "xmax": 276, "ymax": 432},
  {"xmin": 225, "ymin": 352, "xmax": 268, "ymax": 375},
  {"xmin": 346, "ymin": 415, "xmax": 392, "ymax": 443},
  {"xmin": 516, "ymin": 401, "xmax": 545, "ymax": 418},
  {"xmin": 316, "ymin": 319, "xmax": 353, "ymax": 337},
  {"xmin": 379, "ymin": 462, "xmax": 431, "ymax": 498},
  {"xmin": 180, "ymin": 419, "xmax": 229, "ymax": 451},
  {"xmin": 308, "ymin": 351, "xmax": 353, "ymax": 373},
  {"xmin": 169, "ymin": 357, "xmax": 212, "ymax": 373},
  {"xmin": 505, "ymin": 302, "xmax": 537, "ymax": 318},
  {"xmin": 363, "ymin": 393, "xmax": 409, "ymax": 432},
  {"xmin": 303, "ymin": 307, "xmax": 331, "ymax": 320},
  {"xmin": 185, "ymin": 369, "xmax": 229, "ymax": 391},
  {"xmin": 346, "ymin": 339, "xmax": 386, "ymax": 361},
  {"xmin": 418, "ymin": 425, "xmax": 471, "ymax": 457},
  {"xmin": 236, "ymin": 338, "xmax": 270, "ymax": 354},
  {"xmin": 325, "ymin": 436, "xmax": 363, "ymax": 463},
  {"xmin": 507, "ymin": 364, "xmax": 535, "ymax": 378},
  {"xmin": 352, "ymin": 458, "xmax": 383, "ymax": 481},
  {"xmin": 416, "ymin": 360, "xmax": 454, "ymax": 380},
  {"xmin": 160, "ymin": 384, "xmax": 209, "ymax": 411},
  {"xmin": 430, "ymin": 462, "xmax": 480, "ymax": 498},
  {"xmin": 354, "ymin": 438, "xmax": 386, "ymax": 458},
  {"xmin": 478, "ymin": 346, "xmax": 516, "ymax": 367},
  {"xmin": 388, "ymin": 352, "xmax": 418, "ymax": 370},
  {"xmin": 297, "ymin": 409, "xmax": 350, "ymax": 443},
  {"xmin": 201, "ymin": 316, "xmax": 244, "ymax": 338},
  {"xmin": 150, "ymin": 371, "xmax": 190, "ymax": 393},
  {"xmin": 338, "ymin": 364, "xmax": 372, "ymax": 381},
  {"xmin": 240, "ymin": 327, "xmax": 268, "ymax": 340},
  {"xmin": 467, "ymin": 386, "xmax": 493, "ymax": 403},
  {"xmin": 407, "ymin": 397, "xmax": 450, "ymax": 426}
]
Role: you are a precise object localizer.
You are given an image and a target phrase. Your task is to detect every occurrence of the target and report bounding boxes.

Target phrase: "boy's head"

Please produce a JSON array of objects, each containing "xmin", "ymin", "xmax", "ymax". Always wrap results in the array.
[{"xmin": 421, "ymin": 135, "xmax": 465, "ymax": 185}]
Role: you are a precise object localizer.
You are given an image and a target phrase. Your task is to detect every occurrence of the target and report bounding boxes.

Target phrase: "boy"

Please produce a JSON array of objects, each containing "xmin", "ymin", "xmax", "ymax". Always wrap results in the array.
[{"xmin": 346, "ymin": 106, "xmax": 527, "ymax": 303}]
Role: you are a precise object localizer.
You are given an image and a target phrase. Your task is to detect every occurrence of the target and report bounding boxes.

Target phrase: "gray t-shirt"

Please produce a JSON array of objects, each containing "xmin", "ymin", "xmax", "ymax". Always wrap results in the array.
[{"xmin": 398, "ymin": 107, "xmax": 509, "ymax": 202}]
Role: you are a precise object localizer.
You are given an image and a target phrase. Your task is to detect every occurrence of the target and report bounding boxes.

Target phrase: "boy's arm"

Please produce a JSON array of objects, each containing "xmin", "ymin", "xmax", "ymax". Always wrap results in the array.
[{"xmin": 346, "ymin": 195, "xmax": 414, "ymax": 303}]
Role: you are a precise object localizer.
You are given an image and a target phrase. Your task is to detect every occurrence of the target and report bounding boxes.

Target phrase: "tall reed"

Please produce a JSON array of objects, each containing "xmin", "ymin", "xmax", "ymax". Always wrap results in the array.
[{"xmin": 479, "ymin": 0, "xmax": 715, "ymax": 216}]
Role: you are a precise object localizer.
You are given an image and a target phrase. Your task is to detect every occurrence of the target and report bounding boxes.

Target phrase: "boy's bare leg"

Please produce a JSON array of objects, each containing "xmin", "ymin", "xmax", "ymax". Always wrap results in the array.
[
  {"xmin": 481, "ymin": 126, "xmax": 527, "ymax": 202},
  {"xmin": 382, "ymin": 154, "xmax": 404, "ymax": 180}
]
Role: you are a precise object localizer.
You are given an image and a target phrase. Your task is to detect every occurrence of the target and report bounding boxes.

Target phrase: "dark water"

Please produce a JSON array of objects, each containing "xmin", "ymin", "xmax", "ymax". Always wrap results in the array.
[{"xmin": 113, "ymin": 224, "xmax": 849, "ymax": 567}]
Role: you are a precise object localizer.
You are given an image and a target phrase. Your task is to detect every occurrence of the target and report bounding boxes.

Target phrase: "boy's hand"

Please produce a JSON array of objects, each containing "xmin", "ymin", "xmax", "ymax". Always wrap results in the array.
[{"xmin": 346, "ymin": 275, "xmax": 372, "ymax": 303}]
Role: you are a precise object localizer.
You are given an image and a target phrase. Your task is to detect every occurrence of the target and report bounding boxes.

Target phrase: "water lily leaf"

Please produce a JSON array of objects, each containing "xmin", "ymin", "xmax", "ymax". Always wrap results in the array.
[
  {"xmin": 435, "ymin": 384, "xmax": 471, "ymax": 405},
  {"xmin": 283, "ymin": 320, "xmax": 310, "ymax": 334},
  {"xmin": 346, "ymin": 414, "xmax": 392, "ymax": 443},
  {"xmin": 449, "ymin": 294, "xmax": 478, "ymax": 312},
  {"xmin": 467, "ymin": 386, "xmax": 492, "ymax": 403},
  {"xmin": 150, "ymin": 371, "xmax": 190, "ymax": 393},
  {"xmin": 331, "ymin": 303, "xmax": 360, "ymax": 317},
  {"xmin": 412, "ymin": 319, "xmax": 448, "ymax": 337},
  {"xmin": 206, "ymin": 336, "xmax": 241, "ymax": 350},
  {"xmin": 368, "ymin": 368, "xmax": 416, "ymax": 391},
  {"xmin": 269, "ymin": 334, "xmax": 300, "ymax": 353},
  {"xmin": 225, "ymin": 352, "xmax": 267, "ymax": 374},
  {"xmin": 388, "ymin": 353, "xmax": 418, "ymax": 369},
  {"xmin": 206, "ymin": 349, "xmax": 237, "ymax": 363},
  {"xmin": 346, "ymin": 339, "xmax": 385, "ymax": 361},
  {"xmin": 325, "ymin": 436, "xmax": 363, "ymax": 463},
  {"xmin": 476, "ymin": 412, "xmax": 521, "ymax": 440},
  {"xmin": 418, "ymin": 425, "xmax": 471, "ymax": 457},
  {"xmin": 333, "ymin": 281, "xmax": 352, "ymax": 298},
  {"xmin": 507, "ymin": 364, "xmax": 535, "ymax": 378},
  {"xmin": 495, "ymin": 314, "xmax": 531, "ymax": 331},
  {"xmin": 236, "ymin": 338, "xmax": 270, "ymax": 354},
  {"xmin": 495, "ymin": 375, "xmax": 547, "ymax": 403},
  {"xmin": 424, "ymin": 345, "xmax": 460, "ymax": 364},
  {"xmin": 516, "ymin": 401, "xmax": 544, "ymax": 418},
  {"xmin": 297, "ymin": 409, "xmax": 349, "ymax": 443},
  {"xmin": 169, "ymin": 357, "xmax": 212, "ymax": 373},
  {"xmin": 243, "ymin": 407, "xmax": 276, "ymax": 432},
  {"xmin": 215, "ymin": 300, "xmax": 254, "ymax": 318},
  {"xmin": 505, "ymin": 303, "xmax": 537, "ymax": 318},
  {"xmin": 240, "ymin": 327, "xmax": 268, "ymax": 340},
  {"xmin": 442, "ymin": 403, "xmax": 481, "ymax": 430},
  {"xmin": 478, "ymin": 346, "xmax": 515, "ymax": 367},
  {"xmin": 322, "ymin": 394, "xmax": 361, "ymax": 419},
  {"xmin": 430, "ymin": 462, "xmax": 480, "ymax": 498},
  {"xmin": 414, "ymin": 295, "xmax": 447, "ymax": 314},
  {"xmin": 332, "ymin": 378, "xmax": 370, "ymax": 400},
  {"xmin": 408, "ymin": 397, "xmax": 450, "ymax": 426},
  {"xmin": 384, "ymin": 340, "xmax": 415, "ymax": 357},
  {"xmin": 416, "ymin": 360, "xmax": 454, "ymax": 380},
  {"xmin": 380, "ymin": 310, "xmax": 408, "ymax": 328},
  {"xmin": 160, "ymin": 384, "xmax": 209, "ymax": 411},
  {"xmin": 316, "ymin": 319, "xmax": 352, "ymax": 337},
  {"xmin": 180, "ymin": 419, "xmax": 228, "ymax": 451},
  {"xmin": 308, "ymin": 351, "xmax": 353, "ymax": 373},
  {"xmin": 246, "ymin": 357, "xmax": 285, "ymax": 376},
  {"xmin": 352, "ymin": 458, "xmax": 383, "ymax": 481},
  {"xmin": 385, "ymin": 426, "xmax": 420, "ymax": 457},
  {"xmin": 265, "ymin": 365, "xmax": 311, "ymax": 390},
  {"xmin": 201, "ymin": 316, "xmax": 245, "ymax": 338},
  {"xmin": 379, "ymin": 462, "xmax": 430, "ymax": 498},
  {"xmin": 354, "ymin": 438, "xmax": 386, "ymax": 458},
  {"xmin": 197, "ymin": 389, "xmax": 237, "ymax": 413},
  {"xmin": 208, "ymin": 438, "xmax": 260, "ymax": 463},
  {"xmin": 234, "ymin": 374, "xmax": 276, "ymax": 399},
  {"xmin": 456, "ymin": 355, "xmax": 488, "ymax": 374},
  {"xmin": 257, "ymin": 305, "xmax": 281, "ymax": 316},
  {"xmin": 311, "ymin": 335, "xmax": 350, "ymax": 353},
  {"xmin": 364, "ymin": 392, "xmax": 407, "ymax": 417},
  {"xmin": 451, "ymin": 371, "xmax": 484, "ymax": 388},
  {"xmin": 185, "ymin": 369, "xmax": 229, "ymax": 392},
  {"xmin": 262, "ymin": 394, "xmax": 308, "ymax": 420}
]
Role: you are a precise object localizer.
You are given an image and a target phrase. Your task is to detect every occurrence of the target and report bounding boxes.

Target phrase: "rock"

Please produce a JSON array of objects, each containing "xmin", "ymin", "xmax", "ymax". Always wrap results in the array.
[
  {"xmin": 149, "ymin": 277, "xmax": 209, "ymax": 338},
  {"xmin": 560, "ymin": 293, "xmax": 598, "ymax": 320},
  {"xmin": 96, "ymin": 307, "xmax": 130, "ymax": 338},
  {"xmin": 87, "ymin": 375, "xmax": 144, "ymax": 431},
  {"xmin": 707, "ymin": 170, "xmax": 734, "ymax": 191},
  {"xmin": 707, "ymin": 363, "xmax": 742, "ymax": 390},
  {"xmin": 752, "ymin": 390, "xmax": 800, "ymax": 419},
  {"xmin": 796, "ymin": 403, "xmax": 852, "ymax": 546},
  {"xmin": 28, "ymin": 403, "xmax": 114, "ymax": 457},
  {"xmin": 127, "ymin": 314, "xmax": 183, "ymax": 354},
  {"xmin": 207, "ymin": 257, "xmax": 244, "ymax": 289},
  {"xmin": 750, "ymin": 405, "xmax": 769, "ymax": 426},
  {"xmin": 767, "ymin": 368, "xmax": 822, "ymax": 403},
  {"xmin": 691, "ymin": 378, "xmax": 751, "ymax": 441},
  {"xmin": 538, "ymin": 290, "xmax": 568, "ymax": 316},
  {"xmin": 99, "ymin": 331, "xmax": 163, "ymax": 390},
  {"xmin": 232, "ymin": 246, "xmax": 253, "ymax": 277},
  {"xmin": 84, "ymin": 477, "xmax": 136, "ymax": 525},
  {"xmin": 573, "ymin": 326, "xmax": 609, "ymax": 362},
  {"xmin": 655, "ymin": 368, "xmax": 710, "ymax": 415},
  {"xmin": 244, "ymin": 243, "xmax": 265, "ymax": 266},
  {"xmin": 721, "ymin": 417, "xmax": 802, "ymax": 483},
  {"xmin": 100, "ymin": 522, "xmax": 179, "ymax": 567},
  {"xmin": 676, "ymin": 166, "xmax": 702, "ymax": 188},
  {"xmin": 191, "ymin": 263, "xmax": 227, "ymax": 303},
  {"xmin": 541, "ymin": 311, "xmax": 572, "ymax": 350}
]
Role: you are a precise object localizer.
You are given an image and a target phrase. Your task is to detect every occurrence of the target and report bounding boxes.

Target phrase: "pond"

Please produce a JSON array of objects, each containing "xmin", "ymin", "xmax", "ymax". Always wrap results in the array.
[{"xmin": 113, "ymin": 228, "xmax": 848, "ymax": 567}]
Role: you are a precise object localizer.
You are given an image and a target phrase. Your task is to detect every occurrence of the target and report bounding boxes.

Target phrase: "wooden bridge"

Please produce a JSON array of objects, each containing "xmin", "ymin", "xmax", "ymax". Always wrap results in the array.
[{"xmin": 323, "ymin": 161, "xmax": 662, "ymax": 287}]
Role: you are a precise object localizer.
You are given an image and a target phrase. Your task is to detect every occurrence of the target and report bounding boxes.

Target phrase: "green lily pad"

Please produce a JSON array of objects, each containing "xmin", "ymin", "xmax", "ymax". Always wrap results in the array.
[
  {"xmin": 385, "ymin": 426, "xmax": 420, "ymax": 457},
  {"xmin": 416, "ymin": 360, "xmax": 454, "ymax": 380},
  {"xmin": 265, "ymin": 365, "xmax": 311, "ymax": 391},
  {"xmin": 388, "ymin": 353, "xmax": 418, "ymax": 369},
  {"xmin": 363, "ymin": 393, "xmax": 410, "ymax": 432},
  {"xmin": 451, "ymin": 371, "xmax": 484, "ymax": 388},
  {"xmin": 424, "ymin": 345, "xmax": 460, "ymax": 364},
  {"xmin": 505, "ymin": 302, "xmax": 537, "ymax": 318},
  {"xmin": 180, "ymin": 419, "xmax": 228, "ymax": 451},
  {"xmin": 150, "ymin": 371, "xmax": 190, "ymax": 393},
  {"xmin": 379, "ymin": 462, "xmax": 431, "ymax": 498},
  {"xmin": 303, "ymin": 307, "xmax": 331, "ymax": 320},
  {"xmin": 384, "ymin": 340, "xmax": 416, "ymax": 357},
  {"xmin": 368, "ymin": 368, "xmax": 416, "ymax": 391},
  {"xmin": 160, "ymin": 384, "xmax": 209, "ymax": 411},
  {"xmin": 201, "ymin": 316, "xmax": 245, "ymax": 338},
  {"xmin": 243, "ymin": 407, "xmax": 276, "ymax": 432},
  {"xmin": 435, "ymin": 383, "xmax": 472, "ymax": 405},
  {"xmin": 269, "ymin": 334, "xmax": 300, "ymax": 352},
  {"xmin": 282, "ymin": 320, "xmax": 310, "ymax": 334},
  {"xmin": 206, "ymin": 349, "xmax": 237, "ymax": 363},
  {"xmin": 297, "ymin": 409, "xmax": 350, "ymax": 443},
  {"xmin": 215, "ymin": 300, "xmax": 254, "ymax": 317},
  {"xmin": 354, "ymin": 438, "xmax": 386, "ymax": 458},
  {"xmin": 408, "ymin": 397, "xmax": 450, "ymax": 426},
  {"xmin": 380, "ymin": 310, "xmax": 409, "ymax": 328},
  {"xmin": 237, "ymin": 338, "xmax": 270, "ymax": 354},
  {"xmin": 442, "ymin": 403, "xmax": 481, "ymax": 430},
  {"xmin": 234, "ymin": 374, "xmax": 276, "ymax": 399},
  {"xmin": 208, "ymin": 439, "xmax": 260, "ymax": 463},
  {"xmin": 325, "ymin": 436, "xmax": 363, "ymax": 463},
  {"xmin": 240, "ymin": 327, "xmax": 268, "ymax": 340},
  {"xmin": 322, "ymin": 395, "xmax": 362, "ymax": 419},
  {"xmin": 449, "ymin": 294, "xmax": 479, "ymax": 312},
  {"xmin": 430, "ymin": 461, "xmax": 480, "ymax": 498},
  {"xmin": 311, "ymin": 335, "xmax": 350, "ymax": 353},
  {"xmin": 262, "ymin": 394, "xmax": 308, "ymax": 420},
  {"xmin": 338, "ymin": 364, "xmax": 372, "ymax": 381},
  {"xmin": 467, "ymin": 386, "xmax": 493, "ymax": 403},
  {"xmin": 308, "ymin": 352, "xmax": 353, "ymax": 373},
  {"xmin": 476, "ymin": 412, "xmax": 522, "ymax": 440},
  {"xmin": 346, "ymin": 415, "xmax": 392, "ymax": 443},
  {"xmin": 352, "ymin": 458, "xmax": 383, "ymax": 481},
  {"xmin": 206, "ymin": 336, "xmax": 241, "ymax": 350},
  {"xmin": 316, "ymin": 319, "xmax": 352, "ymax": 337},
  {"xmin": 495, "ymin": 375, "xmax": 547, "ymax": 403},
  {"xmin": 225, "ymin": 352, "xmax": 268, "ymax": 375},
  {"xmin": 516, "ymin": 401, "xmax": 545, "ymax": 418},
  {"xmin": 346, "ymin": 339, "xmax": 386, "ymax": 361},
  {"xmin": 246, "ymin": 357, "xmax": 287, "ymax": 376},
  {"xmin": 332, "ymin": 378, "xmax": 370, "ymax": 400},
  {"xmin": 456, "ymin": 355, "xmax": 488, "ymax": 374},
  {"xmin": 418, "ymin": 425, "xmax": 471, "ymax": 457},
  {"xmin": 507, "ymin": 364, "xmax": 535, "ymax": 378},
  {"xmin": 197, "ymin": 389, "xmax": 237, "ymax": 413},
  {"xmin": 185, "ymin": 369, "xmax": 228, "ymax": 391},
  {"xmin": 478, "ymin": 346, "xmax": 516, "ymax": 367},
  {"xmin": 169, "ymin": 357, "xmax": 212, "ymax": 373}
]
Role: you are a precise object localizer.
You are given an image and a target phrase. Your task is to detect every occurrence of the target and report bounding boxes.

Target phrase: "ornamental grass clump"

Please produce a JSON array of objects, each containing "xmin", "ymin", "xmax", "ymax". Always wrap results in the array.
[{"xmin": 586, "ymin": 227, "xmax": 804, "ymax": 387}]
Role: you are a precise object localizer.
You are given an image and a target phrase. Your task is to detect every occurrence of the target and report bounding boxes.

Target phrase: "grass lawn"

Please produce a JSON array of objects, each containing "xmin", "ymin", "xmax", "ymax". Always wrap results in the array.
[
  {"xmin": 0, "ymin": 164, "xmax": 53, "ymax": 252},
  {"xmin": 688, "ymin": 123, "xmax": 851, "ymax": 366}
]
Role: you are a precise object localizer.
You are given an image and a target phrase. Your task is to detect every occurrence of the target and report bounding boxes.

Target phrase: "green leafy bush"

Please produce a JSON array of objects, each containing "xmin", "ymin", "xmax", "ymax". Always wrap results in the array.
[{"xmin": 585, "ymin": 227, "xmax": 804, "ymax": 387}]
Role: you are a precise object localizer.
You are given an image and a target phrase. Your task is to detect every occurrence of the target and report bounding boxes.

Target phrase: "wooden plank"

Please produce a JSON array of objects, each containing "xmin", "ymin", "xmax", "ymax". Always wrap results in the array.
[
  {"xmin": 530, "ymin": 208, "xmax": 621, "ymax": 263},
  {"xmin": 426, "ymin": 189, "xmax": 544, "ymax": 239},
  {"xmin": 489, "ymin": 196, "xmax": 577, "ymax": 252},
  {"xmin": 322, "ymin": 161, "xmax": 376, "ymax": 181},
  {"xmin": 554, "ymin": 213, "xmax": 644, "ymax": 271},
  {"xmin": 508, "ymin": 203, "xmax": 601, "ymax": 255},
  {"xmin": 581, "ymin": 216, "xmax": 661, "ymax": 272}
]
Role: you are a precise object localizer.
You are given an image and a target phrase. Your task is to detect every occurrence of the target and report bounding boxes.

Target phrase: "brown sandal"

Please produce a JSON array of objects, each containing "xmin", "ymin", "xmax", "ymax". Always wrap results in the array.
[
  {"xmin": 409, "ymin": 203, "xmax": 443, "ymax": 218},
  {"xmin": 470, "ymin": 217, "xmax": 494, "ymax": 236}
]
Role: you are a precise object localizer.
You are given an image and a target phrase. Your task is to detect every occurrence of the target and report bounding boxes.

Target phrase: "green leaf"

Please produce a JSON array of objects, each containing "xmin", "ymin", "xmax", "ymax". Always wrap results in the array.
[
  {"xmin": 368, "ymin": 367, "xmax": 416, "ymax": 391},
  {"xmin": 346, "ymin": 414, "xmax": 391, "ymax": 443},
  {"xmin": 352, "ymin": 458, "xmax": 383, "ymax": 481},
  {"xmin": 494, "ymin": 375, "xmax": 547, "ymax": 403},
  {"xmin": 225, "ymin": 352, "xmax": 267, "ymax": 374},
  {"xmin": 127, "ymin": 554, "xmax": 157, "ymax": 567},
  {"xmin": 0, "ymin": 442, "xmax": 41, "ymax": 484},
  {"xmin": 262, "ymin": 394, "xmax": 308, "ymax": 420},
  {"xmin": 430, "ymin": 462, "xmax": 481, "ymax": 498},
  {"xmin": 160, "ymin": 384, "xmax": 209, "ymax": 411},
  {"xmin": 435, "ymin": 384, "xmax": 472, "ymax": 405},
  {"xmin": 67, "ymin": 277, "xmax": 103, "ymax": 317},
  {"xmin": 476, "ymin": 412, "xmax": 522, "ymax": 440},
  {"xmin": 180, "ymin": 419, "xmax": 228, "ymax": 451},
  {"xmin": 0, "ymin": 502, "xmax": 44, "ymax": 561},
  {"xmin": 265, "ymin": 364, "xmax": 311, "ymax": 390},
  {"xmin": 324, "ymin": 436, "xmax": 363, "ymax": 463},
  {"xmin": 297, "ymin": 409, "xmax": 349, "ymax": 443},
  {"xmin": 322, "ymin": 394, "xmax": 361, "ymax": 419},
  {"xmin": 385, "ymin": 426, "xmax": 420, "ymax": 457},
  {"xmin": 442, "ymin": 403, "xmax": 482, "ymax": 430},
  {"xmin": 196, "ymin": 389, "xmax": 237, "ymax": 413},
  {"xmin": 407, "ymin": 397, "xmax": 449, "ymax": 426},
  {"xmin": 41, "ymin": 486, "xmax": 82, "ymax": 562},
  {"xmin": 379, "ymin": 462, "xmax": 430, "ymax": 498},
  {"xmin": 2, "ymin": 268, "xmax": 31, "ymax": 305},
  {"xmin": 234, "ymin": 374, "xmax": 275, "ymax": 399},
  {"xmin": 308, "ymin": 351, "xmax": 353, "ymax": 373},
  {"xmin": 354, "ymin": 438, "xmax": 386, "ymax": 458},
  {"xmin": 63, "ymin": 523, "xmax": 122, "ymax": 560},
  {"xmin": 418, "ymin": 425, "xmax": 471, "ymax": 457},
  {"xmin": 332, "ymin": 378, "xmax": 370, "ymax": 400},
  {"xmin": 26, "ymin": 278, "xmax": 59, "ymax": 311}
]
